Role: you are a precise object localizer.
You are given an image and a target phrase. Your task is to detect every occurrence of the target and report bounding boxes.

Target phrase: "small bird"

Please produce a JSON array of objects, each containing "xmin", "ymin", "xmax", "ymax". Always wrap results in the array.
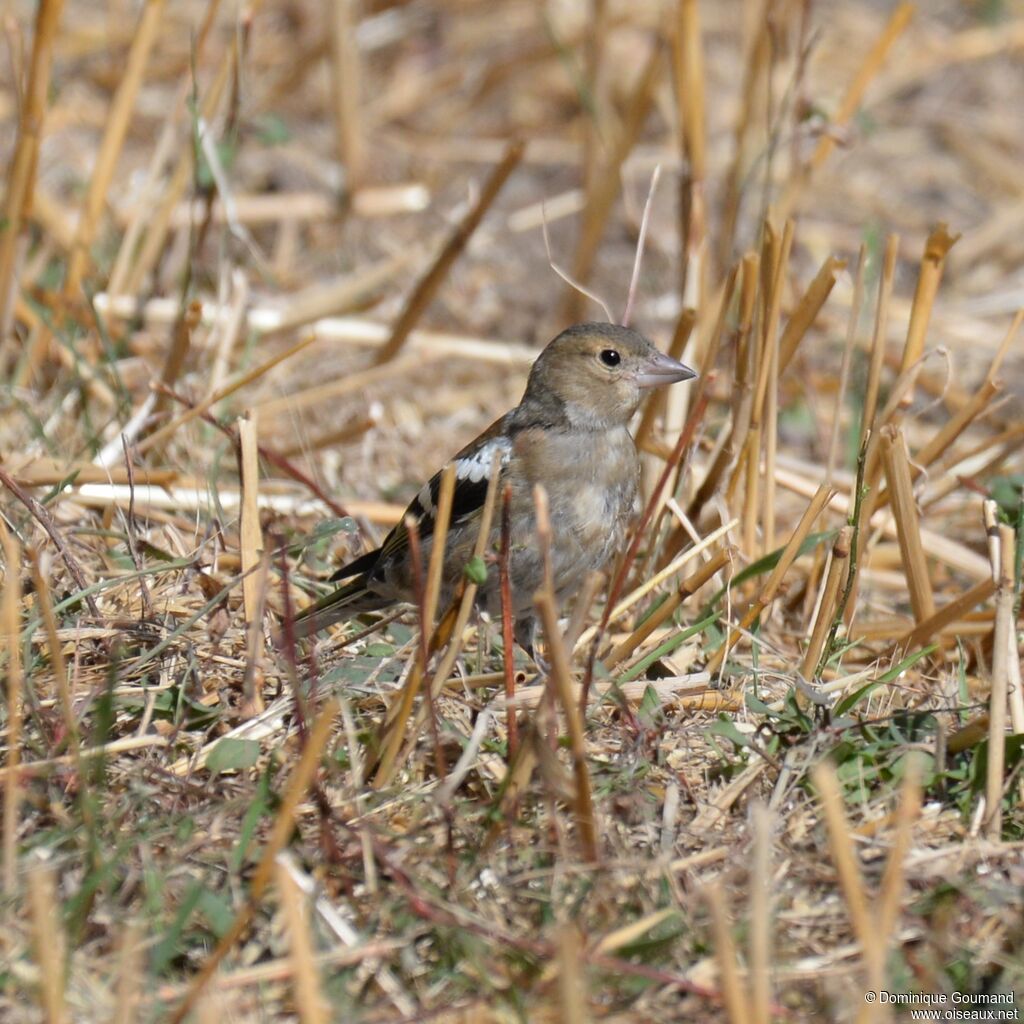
[{"xmin": 290, "ymin": 322, "xmax": 696, "ymax": 654}]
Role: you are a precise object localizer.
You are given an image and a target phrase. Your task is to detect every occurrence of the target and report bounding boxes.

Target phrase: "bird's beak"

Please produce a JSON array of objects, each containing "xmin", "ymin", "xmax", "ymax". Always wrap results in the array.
[{"xmin": 636, "ymin": 351, "xmax": 698, "ymax": 389}]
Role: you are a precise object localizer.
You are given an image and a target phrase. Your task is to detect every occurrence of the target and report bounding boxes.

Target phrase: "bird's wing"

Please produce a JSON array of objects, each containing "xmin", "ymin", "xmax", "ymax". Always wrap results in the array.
[{"xmin": 375, "ymin": 415, "xmax": 513, "ymax": 565}]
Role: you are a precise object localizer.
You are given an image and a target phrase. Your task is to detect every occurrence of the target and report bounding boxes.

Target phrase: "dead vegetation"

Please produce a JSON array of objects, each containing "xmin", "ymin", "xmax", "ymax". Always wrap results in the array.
[{"xmin": 1, "ymin": 0, "xmax": 1023, "ymax": 1021}]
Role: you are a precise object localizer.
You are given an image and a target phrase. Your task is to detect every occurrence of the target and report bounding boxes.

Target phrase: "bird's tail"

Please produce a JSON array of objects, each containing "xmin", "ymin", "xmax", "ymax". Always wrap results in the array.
[{"xmin": 287, "ymin": 573, "xmax": 390, "ymax": 640}]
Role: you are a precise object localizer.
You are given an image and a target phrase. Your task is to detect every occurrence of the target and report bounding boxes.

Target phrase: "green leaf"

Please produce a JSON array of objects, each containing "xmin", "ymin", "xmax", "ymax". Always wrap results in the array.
[
  {"xmin": 988, "ymin": 474, "xmax": 1024, "ymax": 518},
  {"xmin": 291, "ymin": 517, "xmax": 359, "ymax": 558},
  {"xmin": 197, "ymin": 889, "xmax": 235, "ymax": 938},
  {"xmin": 637, "ymin": 685, "xmax": 662, "ymax": 728},
  {"xmin": 704, "ymin": 530, "xmax": 837, "ymax": 608},
  {"xmin": 834, "ymin": 645, "xmax": 937, "ymax": 717},
  {"xmin": 708, "ymin": 714, "xmax": 752, "ymax": 751},
  {"xmin": 619, "ymin": 613, "xmax": 716, "ymax": 683},
  {"xmin": 152, "ymin": 881, "xmax": 204, "ymax": 974},
  {"xmin": 206, "ymin": 738, "xmax": 260, "ymax": 774},
  {"xmin": 464, "ymin": 555, "xmax": 488, "ymax": 585},
  {"xmin": 231, "ymin": 768, "xmax": 271, "ymax": 873},
  {"xmin": 255, "ymin": 113, "xmax": 292, "ymax": 146}
]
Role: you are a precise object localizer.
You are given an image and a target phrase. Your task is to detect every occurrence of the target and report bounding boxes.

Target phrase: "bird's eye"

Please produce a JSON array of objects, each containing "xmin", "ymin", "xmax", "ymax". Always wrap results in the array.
[{"xmin": 599, "ymin": 349, "xmax": 621, "ymax": 367}]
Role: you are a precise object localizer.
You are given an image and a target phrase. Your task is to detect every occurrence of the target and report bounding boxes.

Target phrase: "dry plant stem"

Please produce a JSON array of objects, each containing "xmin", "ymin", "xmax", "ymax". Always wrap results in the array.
[
  {"xmin": 426, "ymin": 451, "xmax": 503, "ymax": 698},
  {"xmin": 169, "ymin": 700, "xmax": 339, "ymax": 1024},
  {"xmin": 63, "ymin": 0, "xmax": 165, "ymax": 299},
  {"xmin": 740, "ymin": 223, "xmax": 780, "ymax": 560},
  {"xmin": 405, "ymin": 521, "xmax": 447, "ymax": 782},
  {"xmin": 874, "ymin": 377, "xmax": 999, "ymax": 511},
  {"xmin": 563, "ymin": 570, "xmax": 605, "ymax": 654},
  {"xmin": 985, "ymin": 522, "xmax": 1014, "ymax": 840},
  {"xmin": 275, "ymin": 416, "xmax": 374, "ymax": 458},
  {"xmin": 717, "ymin": 2, "xmax": 769, "ymax": 265},
  {"xmin": 207, "ymin": 268, "xmax": 249, "ymax": 396},
  {"xmin": 839, "ymin": 431, "xmax": 877, "ymax": 634},
  {"xmin": 862, "ymin": 235, "xmax": 899, "ymax": 444},
  {"xmin": 810, "ymin": 762, "xmax": 879, "ymax": 1021},
  {"xmin": 28, "ymin": 551, "xmax": 92, "ymax": 824},
  {"xmin": 151, "ymin": 380, "xmax": 353, "ymax": 521},
  {"xmin": 28, "ymin": 865, "xmax": 67, "ymax": 1024},
  {"xmin": 152, "ymin": 941, "xmax": 402, "ymax": 1002},
  {"xmin": 582, "ymin": 392, "xmax": 709, "ymax": 711},
  {"xmin": 0, "ymin": 736, "xmax": 170, "ymax": 783},
  {"xmin": 778, "ymin": 255, "xmax": 846, "ymax": 372},
  {"xmin": 105, "ymin": 0, "xmax": 222, "ymax": 292},
  {"xmin": 423, "ymin": 464, "xmax": 458, "ymax": 632},
  {"xmin": 622, "ymin": 164, "xmax": 662, "ymax": 327},
  {"xmin": 753, "ymin": 219, "xmax": 793, "ymax": 423},
  {"xmin": 581, "ymin": 0, "xmax": 608, "ymax": 207},
  {"xmin": 327, "ymin": 0, "xmax": 364, "ymax": 190},
  {"xmin": 877, "ymin": 765, "xmax": 922, "ymax": 943},
  {"xmin": 565, "ymin": 38, "xmax": 663, "ymax": 321},
  {"xmin": 137, "ymin": 331, "xmax": 322, "ymax": 454},
  {"xmin": 801, "ymin": 525, "xmax": 852, "ymax": 679},
  {"xmin": 826, "ymin": 245, "xmax": 866, "ymax": 483},
  {"xmin": 262, "ymin": 251, "xmax": 415, "ymax": 339},
  {"xmin": 879, "ymin": 425, "xmax": 935, "ymax": 623},
  {"xmin": 536, "ymin": 591, "xmax": 599, "ymax": 863},
  {"xmin": 274, "ymin": 538, "xmax": 309, "ymax": 736},
  {"xmin": 604, "ymin": 548, "xmax": 731, "ymax": 670},
  {"xmin": 0, "ymin": 0, "xmax": 65, "ymax": 335},
  {"xmin": 693, "ymin": 253, "xmax": 758, "ymax": 518},
  {"xmin": 238, "ymin": 412, "xmax": 266, "ymax": 716},
  {"xmin": 240, "ymin": 550, "xmax": 271, "ymax": 719},
  {"xmin": 339, "ymin": 700, "xmax": 377, "ymax": 897},
  {"xmin": 276, "ymin": 859, "xmax": 328, "ymax": 1024},
  {"xmin": 113, "ymin": 923, "xmax": 141, "ymax": 1024},
  {"xmin": 500, "ymin": 484, "xmax": 519, "ymax": 759},
  {"xmin": 120, "ymin": 435, "xmax": 153, "ymax": 618},
  {"xmin": 778, "ymin": 2, "xmax": 914, "ymax": 220},
  {"xmin": 899, "ymin": 224, "xmax": 959, "ymax": 376},
  {"xmin": 556, "ymin": 924, "xmax": 588, "ymax": 1024},
  {"xmin": 689, "ymin": 266, "xmax": 738, "ymax": 419},
  {"xmin": 813, "ymin": 3, "xmax": 914, "ymax": 172},
  {"xmin": 124, "ymin": 40, "xmax": 236, "ymax": 295},
  {"xmin": 897, "ymin": 576, "xmax": 995, "ymax": 654},
  {"xmin": 153, "ymin": 299, "xmax": 201, "ymax": 419},
  {"xmin": 2, "ymin": 524, "xmax": 23, "ymax": 896},
  {"xmin": 706, "ymin": 484, "xmax": 833, "ymax": 676},
  {"xmin": 506, "ymin": 682, "xmax": 730, "ymax": 715},
  {"xmin": 255, "ymin": 352, "xmax": 434, "ymax": 421},
  {"xmin": 0, "ymin": 465, "xmax": 101, "ymax": 618},
  {"xmin": 762, "ymin": 308, "xmax": 780, "ymax": 554},
  {"xmin": 28, "ymin": 551, "xmax": 75, "ymax": 731},
  {"xmin": 675, "ymin": 0, "xmax": 707, "ymax": 301},
  {"xmin": 985, "ymin": 308, "xmax": 1024, "ymax": 382},
  {"xmin": 372, "ymin": 466, "xmax": 456, "ymax": 788},
  {"xmin": 704, "ymin": 883, "xmax": 751, "ymax": 1024},
  {"xmin": 749, "ymin": 803, "xmax": 772, "ymax": 1024},
  {"xmin": 374, "ymin": 140, "xmax": 524, "ymax": 364}
]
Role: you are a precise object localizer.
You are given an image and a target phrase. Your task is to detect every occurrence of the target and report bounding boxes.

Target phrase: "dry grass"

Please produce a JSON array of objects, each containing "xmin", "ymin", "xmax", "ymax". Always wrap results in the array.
[{"xmin": 2, "ymin": 0, "xmax": 1024, "ymax": 1021}]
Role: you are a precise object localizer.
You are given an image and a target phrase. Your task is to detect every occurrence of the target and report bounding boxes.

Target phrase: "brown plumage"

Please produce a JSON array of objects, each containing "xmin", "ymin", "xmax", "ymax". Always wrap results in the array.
[{"xmin": 290, "ymin": 322, "xmax": 697, "ymax": 655}]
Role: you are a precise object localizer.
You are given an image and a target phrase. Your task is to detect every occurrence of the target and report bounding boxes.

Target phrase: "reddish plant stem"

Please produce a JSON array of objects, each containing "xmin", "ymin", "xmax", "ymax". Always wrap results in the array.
[{"xmin": 499, "ymin": 484, "xmax": 519, "ymax": 760}]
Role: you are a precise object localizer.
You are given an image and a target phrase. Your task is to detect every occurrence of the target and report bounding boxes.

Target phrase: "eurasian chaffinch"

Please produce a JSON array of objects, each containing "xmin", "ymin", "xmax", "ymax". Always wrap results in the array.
[{"xmin": 291, "ymin": 322, "xmax": 696, "ymax": 654}]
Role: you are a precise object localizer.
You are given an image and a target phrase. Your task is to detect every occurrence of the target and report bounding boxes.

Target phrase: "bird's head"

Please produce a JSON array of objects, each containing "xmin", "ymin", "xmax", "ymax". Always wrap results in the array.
[{"xmin": 523, "ymin": 322, "xmax": 697, "ymax": 430}]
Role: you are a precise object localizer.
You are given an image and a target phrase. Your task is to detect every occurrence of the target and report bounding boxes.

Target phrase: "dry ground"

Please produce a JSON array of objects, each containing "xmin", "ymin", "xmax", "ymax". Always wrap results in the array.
[{"xmin": 1, "ymin": 0, "xmax": 1023, "ymax": 1021}]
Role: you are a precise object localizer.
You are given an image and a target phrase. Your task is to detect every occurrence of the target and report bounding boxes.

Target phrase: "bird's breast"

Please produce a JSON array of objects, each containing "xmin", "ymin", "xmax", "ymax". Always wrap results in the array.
[{"xmin": 511, "ymin": 426, "xmax": 640, "ymax": 583}]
